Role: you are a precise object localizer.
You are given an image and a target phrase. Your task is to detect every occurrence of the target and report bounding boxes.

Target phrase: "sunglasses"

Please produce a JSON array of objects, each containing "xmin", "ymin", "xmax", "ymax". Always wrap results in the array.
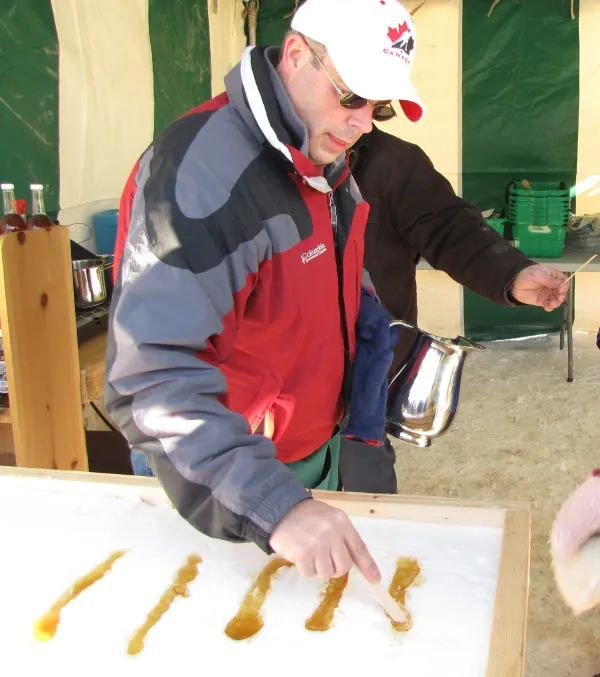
[{"xmin": 310, "ymin": 49, "xmax": 397, "ymax": 122}]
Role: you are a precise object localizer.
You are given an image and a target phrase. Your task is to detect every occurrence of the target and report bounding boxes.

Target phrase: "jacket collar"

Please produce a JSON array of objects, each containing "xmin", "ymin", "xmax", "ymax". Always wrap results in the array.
[
  {"xmin": 226, "ymin": 46, "xmax": 349, "ymax": 192},
  {"xmin": 349, "ymin": 126, "xmax": 380, "ymax": 171}
]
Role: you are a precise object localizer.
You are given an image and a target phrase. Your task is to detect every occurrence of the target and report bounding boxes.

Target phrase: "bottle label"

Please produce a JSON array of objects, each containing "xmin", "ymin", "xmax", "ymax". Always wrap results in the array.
[{"xmin": 0, "ymin": 361, "xmax": 8, "ymax": 393}]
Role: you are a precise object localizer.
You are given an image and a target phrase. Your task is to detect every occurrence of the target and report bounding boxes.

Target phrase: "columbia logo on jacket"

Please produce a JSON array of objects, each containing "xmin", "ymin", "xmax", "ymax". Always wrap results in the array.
[{"xmin": 301, "ymin": 243, "xmax": 327, "ymax": 264}]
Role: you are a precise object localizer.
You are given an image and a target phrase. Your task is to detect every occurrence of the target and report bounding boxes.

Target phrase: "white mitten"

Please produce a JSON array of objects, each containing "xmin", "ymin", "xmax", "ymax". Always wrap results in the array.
[{"xmin": 552, "ymin": 535, "xmax": 600, "ymax": 615}]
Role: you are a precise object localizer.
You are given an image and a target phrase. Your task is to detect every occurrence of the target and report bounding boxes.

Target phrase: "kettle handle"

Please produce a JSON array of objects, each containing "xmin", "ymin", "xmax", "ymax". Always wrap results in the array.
[{"xmin": 389, "ymin": 319, "xmax": 418, "ymax": 335}]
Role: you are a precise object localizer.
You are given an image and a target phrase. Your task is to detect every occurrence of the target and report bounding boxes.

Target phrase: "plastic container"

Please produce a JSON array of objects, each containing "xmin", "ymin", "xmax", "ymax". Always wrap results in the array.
[
  {"xmin": 93, "ymin": 209, "xmax": 118, "ymax": 256},
  {"xmin": 485, "ymin": 216, "xmax": 506, "ymax": 237},
  {"xmin": 508, "ymin": 180, "xmax": 571, "ymax": 227},
  {"xmin": 509, "ymin": 181, "xmax": 570, "ymax": 198},
  {"xmin": 509, "ymin": 207, "xmax": 570, "ymax": 227},
  {"xmin": 512, "ymin": 223, "xmax": 566, "ymax": 258}
]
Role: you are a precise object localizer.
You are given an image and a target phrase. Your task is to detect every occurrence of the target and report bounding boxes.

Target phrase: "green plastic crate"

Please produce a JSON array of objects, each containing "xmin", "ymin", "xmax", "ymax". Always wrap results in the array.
[
  {"xmin": 509, "ymin": 180, "xmax": 570, "ymax": 198},
  {"xmin": 508, "ymin": 180, "xmax": 571, "ymax": 226},
  {"xmin": 512, "ymin": 222, "xmax": 566, "ymax": 258},
  {"xmin": 510, "ymin": 203, "xmax": 570, "ymax": 226},
  {"xmin": 485, "ymin": 216, "xmax": 506, "ymax": 237},
  {"xmin": 509, "ymin": 207, "xmax": 570, "ymax": 227}
]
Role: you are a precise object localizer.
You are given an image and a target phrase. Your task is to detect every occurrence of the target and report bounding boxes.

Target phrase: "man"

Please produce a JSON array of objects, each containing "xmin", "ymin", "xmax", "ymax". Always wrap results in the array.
[
  {"xmin": 106, "ymin": 0, "xmax": 422, "ymax": 582},
  {"xmin": 338, "ymin": 125, "xmax": 570, "ymax": 494}
]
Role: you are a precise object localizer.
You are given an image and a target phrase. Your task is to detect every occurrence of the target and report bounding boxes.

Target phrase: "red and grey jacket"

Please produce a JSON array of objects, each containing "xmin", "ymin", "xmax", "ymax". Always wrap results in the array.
[{"xmin": 106, "ymin": 47, "xmax": 371, "ymax": 552}]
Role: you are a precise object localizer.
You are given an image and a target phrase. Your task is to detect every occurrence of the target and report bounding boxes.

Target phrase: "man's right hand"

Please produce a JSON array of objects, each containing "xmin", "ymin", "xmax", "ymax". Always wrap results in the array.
[{"xmin": 269, "ymin": 499, "xmax": 381, "ymax": 581}]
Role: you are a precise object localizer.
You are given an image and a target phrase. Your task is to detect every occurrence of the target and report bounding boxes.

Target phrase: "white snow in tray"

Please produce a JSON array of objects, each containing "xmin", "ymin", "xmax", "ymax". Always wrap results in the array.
[{"xmin": 0, "ymin": 486, "xmax": 503, "ymax": 677}]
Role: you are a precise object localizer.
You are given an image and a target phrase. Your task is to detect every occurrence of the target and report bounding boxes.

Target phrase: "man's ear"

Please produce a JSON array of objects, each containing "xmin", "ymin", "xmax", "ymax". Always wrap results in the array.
[{"xmin": 280, "ymin": 33, "xmax": 311, "ymax": 76}]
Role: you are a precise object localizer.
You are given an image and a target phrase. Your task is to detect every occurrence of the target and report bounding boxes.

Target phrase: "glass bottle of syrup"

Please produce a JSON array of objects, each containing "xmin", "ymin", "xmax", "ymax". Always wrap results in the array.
[
  {"xmin": 16, "ymin": 199, "xmax": 27, "ymax": 223},
  {"xmin": 27, "ymin": 184, "xmax": 53, "ymax": 229},
  {"xmin": 0, "ymin": 184, "xmax": 28, "ymax": 233}
]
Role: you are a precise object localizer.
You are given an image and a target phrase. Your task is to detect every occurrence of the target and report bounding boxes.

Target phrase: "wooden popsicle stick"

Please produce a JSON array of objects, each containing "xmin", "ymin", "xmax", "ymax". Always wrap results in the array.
[
  {"xmin": 558, "ymin": 254, "xmax": 598, "ymax": 289},
  {"xmin": 359, "ymin": 572, "xmax": 407, "ymax": 623}
]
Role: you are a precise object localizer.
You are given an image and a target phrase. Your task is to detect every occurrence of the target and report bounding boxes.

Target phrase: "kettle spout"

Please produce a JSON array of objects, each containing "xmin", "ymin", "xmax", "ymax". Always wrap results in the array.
[{"xmin": 450, "ymin": 335, "xmax": 486, "ymax": 350}]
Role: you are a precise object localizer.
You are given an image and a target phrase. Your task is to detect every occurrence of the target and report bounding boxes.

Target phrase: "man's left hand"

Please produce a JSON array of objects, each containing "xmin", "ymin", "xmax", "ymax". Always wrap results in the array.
[{"xmin": 510, "ymin": 264, "xmax": 570, "ymax": 312}]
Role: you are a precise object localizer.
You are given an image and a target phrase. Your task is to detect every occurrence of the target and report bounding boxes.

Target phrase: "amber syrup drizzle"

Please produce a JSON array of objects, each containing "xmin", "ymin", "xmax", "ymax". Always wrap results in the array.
[
  {"xmin": 127, "ymin": 554, "xmax": 203, "ymax": 655},
  {"xmin": 305, "ymin": 573, "xmax": 349, "ymax": 632},
  {"xmin": 33, "ymin": 550, "xmax": 127, "ymax": 641},
  {"xmin": 225, "ymin": 558, "xmax": 293, "ymax": 641},
  {"xmin": 388, "ymin": 557, "xmax": 420, "ymax": 632}
]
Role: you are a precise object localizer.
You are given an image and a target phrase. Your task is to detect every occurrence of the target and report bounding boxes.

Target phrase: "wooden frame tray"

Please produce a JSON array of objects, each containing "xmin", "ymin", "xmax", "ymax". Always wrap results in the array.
[{"xmin": 0, "ymin": 467, "xmax": 530, "ymax": 676}]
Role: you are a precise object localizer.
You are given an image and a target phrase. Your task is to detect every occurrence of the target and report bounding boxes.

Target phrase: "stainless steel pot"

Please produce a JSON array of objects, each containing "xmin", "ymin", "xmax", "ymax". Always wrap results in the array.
[
  {"xmin": 386, "ymin": 320, "xmax": 485, "ymax": 448},
  {"xmin": 72, "ymin": 258, "xmax": 112, "ymax": 309}
]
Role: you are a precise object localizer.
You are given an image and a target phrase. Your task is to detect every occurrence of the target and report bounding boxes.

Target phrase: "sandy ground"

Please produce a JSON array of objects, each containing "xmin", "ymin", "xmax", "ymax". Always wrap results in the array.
[{"xmin": 391, "ymin": 331, "xmax": 600, "ymax": 677}]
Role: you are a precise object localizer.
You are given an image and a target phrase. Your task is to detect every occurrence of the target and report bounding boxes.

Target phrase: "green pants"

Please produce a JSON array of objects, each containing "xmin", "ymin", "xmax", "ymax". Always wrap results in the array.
[{"xmin": 286, "ymin": 434, "xmax": 340, "ymax": 491}]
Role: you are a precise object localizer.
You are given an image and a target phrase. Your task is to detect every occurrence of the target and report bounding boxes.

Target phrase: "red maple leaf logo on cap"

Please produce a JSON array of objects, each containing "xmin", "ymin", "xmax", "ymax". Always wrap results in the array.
[{"xmin": 387, "ymin": 22, "xmax": 409, "ymax": 44}]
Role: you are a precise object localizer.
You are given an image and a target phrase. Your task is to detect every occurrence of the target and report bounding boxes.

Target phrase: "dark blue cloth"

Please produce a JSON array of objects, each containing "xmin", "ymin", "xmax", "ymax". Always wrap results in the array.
[
  {"xmin": 355, "ymin": 288, "xmax": 391, "ymax": 342},
  {"xmin": 345, "ymin": 290, "xmax": 398, "ymax": 443}
]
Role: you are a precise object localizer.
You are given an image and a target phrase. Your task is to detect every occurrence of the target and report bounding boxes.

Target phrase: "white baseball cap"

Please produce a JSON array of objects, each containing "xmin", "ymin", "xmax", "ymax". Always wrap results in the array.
[{"xmin": 291, "ymin": 0, "xmax": 424, "ymax": 122}]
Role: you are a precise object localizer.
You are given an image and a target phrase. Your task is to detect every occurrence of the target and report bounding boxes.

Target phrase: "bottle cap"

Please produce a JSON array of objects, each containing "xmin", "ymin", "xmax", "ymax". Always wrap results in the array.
[
  {"xmin": 0, "ymin": 184, "xmax": 14, "ymax": 190},
  {"xmin": 30, "ymin": 184, "xmax": 43, "ymax": 190}
]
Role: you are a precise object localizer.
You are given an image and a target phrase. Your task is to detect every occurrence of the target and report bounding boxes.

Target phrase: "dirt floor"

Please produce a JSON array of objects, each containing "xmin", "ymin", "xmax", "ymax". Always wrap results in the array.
[{"xmin": 391, "ymin": 330, "xmax": 600, "ymax": 677}]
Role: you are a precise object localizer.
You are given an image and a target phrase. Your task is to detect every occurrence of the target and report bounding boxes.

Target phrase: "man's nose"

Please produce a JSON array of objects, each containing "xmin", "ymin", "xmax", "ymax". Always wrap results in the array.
[{"xmin": 348, "ymin": 105, "xmax": 374, "ymax": 134}]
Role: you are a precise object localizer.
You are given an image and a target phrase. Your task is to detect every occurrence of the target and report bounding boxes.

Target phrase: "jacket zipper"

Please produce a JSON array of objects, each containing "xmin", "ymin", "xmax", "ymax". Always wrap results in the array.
[
  {"xmin": 328, "ymin": 191, "xmax": 338, "ymax": 241},
  {"xmin": 328, "ymin": 191, "xmax": 352, "ymax": 412}
]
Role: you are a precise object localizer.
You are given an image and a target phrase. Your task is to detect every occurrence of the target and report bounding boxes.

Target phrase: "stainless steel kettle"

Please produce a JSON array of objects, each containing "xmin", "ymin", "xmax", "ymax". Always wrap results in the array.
[
  {"xmin": 386, "ymin": 320, "xmax": 484, "ymax": 448},
  {"xmin": 72, "ymin": 257, "xmax": 113, "ymax": 309}
]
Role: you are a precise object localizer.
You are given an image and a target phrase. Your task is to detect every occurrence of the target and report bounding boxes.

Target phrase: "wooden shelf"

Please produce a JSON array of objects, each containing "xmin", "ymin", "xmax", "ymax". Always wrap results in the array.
[
  {"xmin": 78, "ymin": 331, "xmax": 108, "ymax": 405},
  {"xmin": 0, "ymin": 228, "xmax": 88, "ymax": 470},
  {"xmin": 0, "ymin": 330, "xmax": 108, "ymax": 426}
]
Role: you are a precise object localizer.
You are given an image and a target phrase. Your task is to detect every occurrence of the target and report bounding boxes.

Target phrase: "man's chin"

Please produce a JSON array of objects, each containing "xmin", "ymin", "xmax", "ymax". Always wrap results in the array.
[{"xmin": 308, "ymin": 146, "xmax": 344, "ymax": 167}]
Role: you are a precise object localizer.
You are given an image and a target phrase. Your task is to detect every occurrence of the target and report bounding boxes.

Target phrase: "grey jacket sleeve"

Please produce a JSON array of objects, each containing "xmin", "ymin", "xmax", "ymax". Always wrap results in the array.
[{"xmin": 105, "ymin": 155, "xmax": 310, "ymax": 553}]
